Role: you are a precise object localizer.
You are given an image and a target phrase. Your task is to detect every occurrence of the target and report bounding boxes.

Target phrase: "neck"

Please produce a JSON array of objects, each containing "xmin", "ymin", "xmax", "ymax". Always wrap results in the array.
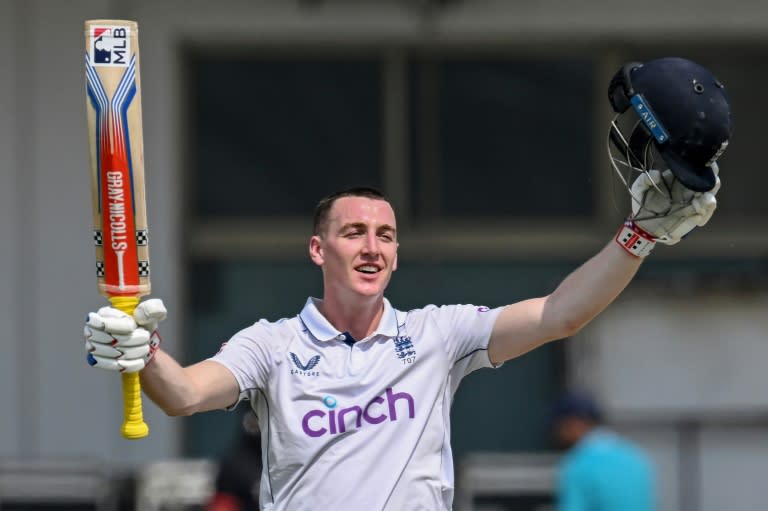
[{"xmin": 318, "ymin": 293, "xmax": 385, "ymax": 340}]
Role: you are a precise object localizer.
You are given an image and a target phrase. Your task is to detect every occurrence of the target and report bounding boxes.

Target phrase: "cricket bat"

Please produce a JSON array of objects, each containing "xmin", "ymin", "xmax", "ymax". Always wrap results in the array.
[{"xmin": 84, "ymin": 19, "xmax": 151, "ymax": 439}]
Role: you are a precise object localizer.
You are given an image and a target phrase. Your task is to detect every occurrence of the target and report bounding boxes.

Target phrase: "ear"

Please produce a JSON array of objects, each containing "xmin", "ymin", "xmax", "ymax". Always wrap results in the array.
[
  {"xmin": 309, "ymin": 235, "xmax": 324, "ymax": 266},
  {"xmin": 392, "ymin": 242, "xmax": 399, "ymax": 272}
]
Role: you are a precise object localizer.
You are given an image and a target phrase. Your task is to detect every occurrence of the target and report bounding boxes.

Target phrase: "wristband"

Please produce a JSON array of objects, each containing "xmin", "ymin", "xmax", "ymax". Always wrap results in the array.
[{"xmin": 615, "ymin": 219, "xmax": 656, "ymax": 258}]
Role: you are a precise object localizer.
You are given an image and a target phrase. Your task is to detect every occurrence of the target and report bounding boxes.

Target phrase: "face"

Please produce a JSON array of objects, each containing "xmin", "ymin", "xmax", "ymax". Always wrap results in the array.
[
  {"xmin": 309, "ymin": 196, "xmax": 398, "ymax": 302},
  {"xmin": 554, "ymin": 416, "xmax": 592, "ymax": 450}
]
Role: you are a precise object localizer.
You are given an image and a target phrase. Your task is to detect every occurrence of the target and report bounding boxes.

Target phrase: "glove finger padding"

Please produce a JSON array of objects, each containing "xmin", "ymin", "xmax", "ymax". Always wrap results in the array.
[
  {"xmin": 134, "ymin": 298, "xmax": 167, "ymax": 325},
  {"xmin": 630, "ymin": 169, "xmax": 664, "ymax": 213},
  {"xmin": 84, "ymin": 298, "xmax": 166, "ymax": 373},
  {"xmin": 85, "ymin": 339, "xmax": 150, "ymax": 359},
  {"xmin": 630, "ymin": 167, "xmax": 720, "ymax": 246},
  {"xmin": 692, "ymin": 192, "xmax": 717, "ymax": 226},
  {"xmin": 133, "ymin": 298, "xmax": 167, "ymax": 334},
  {"xmin": 86, "ymin": 307, "xmax": 137, "ymax": 334},
  {"xmin": 86, "ymin": 353, "xmax": 147, "ymax": 373},
  {"xmin": 84, "ymin": 324, "xmax": 151, "ymax": 347}
]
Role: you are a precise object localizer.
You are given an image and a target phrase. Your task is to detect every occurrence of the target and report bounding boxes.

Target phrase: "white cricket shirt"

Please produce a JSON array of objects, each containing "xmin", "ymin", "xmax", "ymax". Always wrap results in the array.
[{"xmin": 210, "ymin": 297, "xmax": 503, "ymax": 511}]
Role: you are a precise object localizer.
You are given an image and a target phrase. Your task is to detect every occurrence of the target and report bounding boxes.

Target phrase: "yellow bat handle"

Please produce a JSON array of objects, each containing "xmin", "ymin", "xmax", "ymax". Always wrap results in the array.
[{"xmin": 110, "ymin": 295, "xmax": 149, "ymax": 439}]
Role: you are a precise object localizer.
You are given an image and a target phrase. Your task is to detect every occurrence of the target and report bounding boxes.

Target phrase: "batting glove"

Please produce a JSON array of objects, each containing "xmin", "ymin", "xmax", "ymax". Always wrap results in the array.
[
  {"xmin": 84, "ymin": 298, "xmax": 167, "ymax": 373},
  {"xmin": 616, "ymin": 163, "xmax": 720, "ymax": 257},
  {"xmin": 632, "ymin": 164, "xmax": 720, "ymax": 245}
]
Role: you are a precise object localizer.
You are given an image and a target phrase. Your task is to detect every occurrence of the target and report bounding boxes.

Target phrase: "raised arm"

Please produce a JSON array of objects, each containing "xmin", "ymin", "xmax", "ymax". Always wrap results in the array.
[
  {"xmin": 488, "ymin": 167, "xmax": 721, "ymax": 365},
  {"xmin": 488, "ymin": 57, "xmax": 732, "ymax": 366},
  {"xmin": 488, "ymin": 241, "xmax": 641, "ymax": 365}
]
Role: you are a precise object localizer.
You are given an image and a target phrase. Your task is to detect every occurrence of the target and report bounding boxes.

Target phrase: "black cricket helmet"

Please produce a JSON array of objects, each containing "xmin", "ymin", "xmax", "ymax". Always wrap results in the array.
[{"xmin": 607, "ymin": 57, "xmax": 732, "ymax": 192}]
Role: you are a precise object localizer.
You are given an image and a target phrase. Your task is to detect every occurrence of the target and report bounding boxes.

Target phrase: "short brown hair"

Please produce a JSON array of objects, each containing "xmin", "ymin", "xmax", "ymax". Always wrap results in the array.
[{"xmin": 313, "ymin": 187, "xmax": 390, "ymax": 236}]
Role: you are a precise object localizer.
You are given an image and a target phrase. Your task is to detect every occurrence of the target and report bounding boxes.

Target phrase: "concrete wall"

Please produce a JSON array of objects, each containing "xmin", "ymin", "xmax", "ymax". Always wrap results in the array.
[{"xmin": 0, "ymin": 0, "xmax": 21, "ymax": 458}]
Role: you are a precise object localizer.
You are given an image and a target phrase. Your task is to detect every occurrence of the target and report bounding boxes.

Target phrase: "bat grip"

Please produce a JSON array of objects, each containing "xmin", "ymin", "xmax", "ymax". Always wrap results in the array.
[{"xmin": 110, "ymin": 295, "xmax": 150, "ymax": 439}]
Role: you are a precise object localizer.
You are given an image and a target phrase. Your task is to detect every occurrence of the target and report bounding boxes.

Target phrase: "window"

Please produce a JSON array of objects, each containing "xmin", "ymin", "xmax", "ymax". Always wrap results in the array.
[
  {"xmin": 409, "ymin": 58, "xmax": 595, "ymax": 218},
  {"xmin": 189, "ymin": 56, "xmax": 383, "ymax": 218}
]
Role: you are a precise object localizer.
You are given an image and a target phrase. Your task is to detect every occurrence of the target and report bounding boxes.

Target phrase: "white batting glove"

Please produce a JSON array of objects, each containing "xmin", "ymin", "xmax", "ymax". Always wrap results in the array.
[
  {"xmin": 84, "ymin": 298, "xmax": 167, "ymax": 373},
  {"xmin": 630, "ymin": 163, "xmax": 720, "ymax": 246}
]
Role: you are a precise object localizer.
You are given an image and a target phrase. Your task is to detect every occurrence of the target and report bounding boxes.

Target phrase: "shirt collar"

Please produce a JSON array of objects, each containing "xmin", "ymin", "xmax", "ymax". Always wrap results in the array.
[{"xmin": 299, "ymin": 296, "xmax": 399, "ymax": 342}]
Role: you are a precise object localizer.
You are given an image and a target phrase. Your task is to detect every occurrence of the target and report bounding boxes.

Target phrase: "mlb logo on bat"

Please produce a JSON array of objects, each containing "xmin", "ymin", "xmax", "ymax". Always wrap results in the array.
[{"xmin": 90, "ymin": 26, "xmax": 131, "ymax": 66}]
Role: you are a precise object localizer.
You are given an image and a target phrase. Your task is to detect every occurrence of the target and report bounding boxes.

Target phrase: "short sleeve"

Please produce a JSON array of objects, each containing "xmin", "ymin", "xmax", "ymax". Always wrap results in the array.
[
  {"xmin": 208, "ymin": 320, "xmax": 276, "ymax": 407},
  {"xmin": 425, "ymin": 304, "xmax": 503, "ymax": 367}
]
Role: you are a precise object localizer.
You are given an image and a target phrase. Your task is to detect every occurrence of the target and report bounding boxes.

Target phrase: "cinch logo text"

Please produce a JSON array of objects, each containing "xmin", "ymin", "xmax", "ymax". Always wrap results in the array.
[{"xmin": 301, "ymin": 387, "xmax": 415, "ymax": 438}]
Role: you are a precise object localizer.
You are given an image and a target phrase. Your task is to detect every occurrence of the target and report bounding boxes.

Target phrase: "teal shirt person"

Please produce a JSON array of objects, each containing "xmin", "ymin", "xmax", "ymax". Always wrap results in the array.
[
  {"xmin": 551, "ymin": 392, "xmax": 656, "ymax": 511},
  {"xmin": 557, "ymin": 428, "xmax": 656, "ymax": 511}
]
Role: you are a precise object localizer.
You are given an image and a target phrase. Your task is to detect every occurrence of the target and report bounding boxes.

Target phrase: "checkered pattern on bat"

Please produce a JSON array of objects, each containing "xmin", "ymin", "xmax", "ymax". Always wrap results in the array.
[
  {"xmin": 94, "ymin": 260, "xmax": 150, "ymax": 278},
  {"xmin": 93, "ymin": 230, "xmax": 147, "ymax": 246}
]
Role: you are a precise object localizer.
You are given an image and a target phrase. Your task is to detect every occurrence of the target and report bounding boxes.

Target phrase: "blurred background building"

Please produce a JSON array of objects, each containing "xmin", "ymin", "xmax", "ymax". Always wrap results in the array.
[{"xmin": 1, "ymin": 0, "xmax": 768, "ymax": 509}]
